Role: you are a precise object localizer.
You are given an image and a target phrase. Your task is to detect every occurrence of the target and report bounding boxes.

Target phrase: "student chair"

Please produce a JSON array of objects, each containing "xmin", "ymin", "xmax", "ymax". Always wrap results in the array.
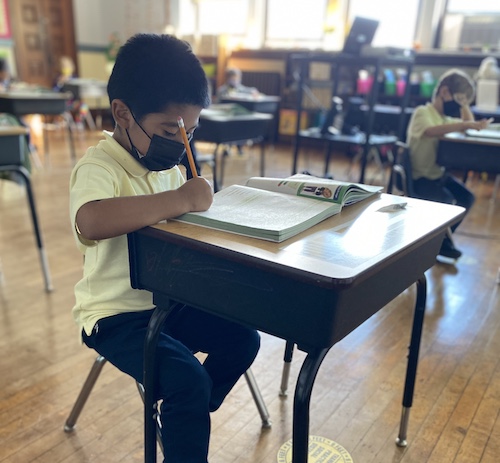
[
  {"xmin": 387, "ymin": 141, "xmax": 456, "ymax": 247},
  {"xmin": 64, "ymin": 353, "xmax": 271, "ymax": 453},
  {"xmin": 386, "ymin": 141, "xmax": 416, "ymax": 197}
]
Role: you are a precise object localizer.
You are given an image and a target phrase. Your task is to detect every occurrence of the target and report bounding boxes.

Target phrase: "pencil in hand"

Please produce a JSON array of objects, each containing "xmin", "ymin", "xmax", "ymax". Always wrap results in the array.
[{"xmin": 177, "ymin": 116, "xmax": 198, "ymax": 178}]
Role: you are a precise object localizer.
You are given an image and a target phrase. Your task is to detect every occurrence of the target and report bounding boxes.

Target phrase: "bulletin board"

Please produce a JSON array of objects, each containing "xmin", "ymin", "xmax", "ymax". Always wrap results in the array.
[{"xmin": 0, "ymin": 0, "xmax": 11, "ymax": 39}]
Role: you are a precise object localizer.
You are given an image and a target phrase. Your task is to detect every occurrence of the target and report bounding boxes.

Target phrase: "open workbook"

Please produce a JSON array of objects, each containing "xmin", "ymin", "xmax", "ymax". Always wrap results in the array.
[{"xmin": 173, "ymin": 174, "xmax": 383, "ymax": 242}]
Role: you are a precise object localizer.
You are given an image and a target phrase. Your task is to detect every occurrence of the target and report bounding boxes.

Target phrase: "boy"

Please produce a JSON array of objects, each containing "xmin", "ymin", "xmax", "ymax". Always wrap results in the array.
[
  {"xmin": 216, "ymin": 67, "xmax": 259, "ymax": 101},
  {"xmin": 69, "ymin": 34, "xmax": 260, "ymax": 463},
  {"xmin": 406, "ymin": 68, "xmax": 491, "ymax": 259}
]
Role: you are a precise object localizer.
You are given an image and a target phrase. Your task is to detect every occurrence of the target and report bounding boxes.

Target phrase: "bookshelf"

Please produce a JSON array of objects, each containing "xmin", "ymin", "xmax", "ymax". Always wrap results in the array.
[{"xmin": 289, "ymin": 52, "xmax": 415, "ymax": 183}]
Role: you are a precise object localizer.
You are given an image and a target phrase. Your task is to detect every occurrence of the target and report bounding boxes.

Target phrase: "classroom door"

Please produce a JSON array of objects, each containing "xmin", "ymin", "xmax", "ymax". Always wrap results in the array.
[{"xmin": 9, "ymin": 0, "xmax": 77, "ymax": 87}]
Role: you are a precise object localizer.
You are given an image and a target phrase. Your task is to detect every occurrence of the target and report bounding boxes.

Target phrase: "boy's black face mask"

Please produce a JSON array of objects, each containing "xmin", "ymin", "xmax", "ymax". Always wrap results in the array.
[
  {"xmin": 126, "ymin": 113, "xmax": 187, "ymax": 171},
  {"xmin": 442, "ymin": 99, "xmax": 462, "ymax": 118}
]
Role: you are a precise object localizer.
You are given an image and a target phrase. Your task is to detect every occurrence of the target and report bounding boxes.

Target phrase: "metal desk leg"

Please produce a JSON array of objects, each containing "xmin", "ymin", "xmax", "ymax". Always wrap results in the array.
[
  {"xmin": 212, "ymin": 144, "xmax": 220, "ymax": 192},
  {"xmin": 292, "ymin": 132, "xmax": 302, "ymax": 175},
  {"xmin": 358, "ymin": 145, "xmax": 369, "ymax": 184},
  {"xmin": 280, "ymin": 341, "xmax": 295, "ymax": 396},
  {"xmin": 3, "ymin": 165, "xmax": 53, "ymax": 291},
  {"xmin": 42, "ymin": 116, "xmax": 50, "ymax": 164},
  {"xmin": 324, "ymin": 141, "xmax": 333, "ymax": 177},
  {"xmin": 259, "ymin": 138, "xmax": 266, "ymax": 177},
  {"xmin": 396, "ymin": 274, "xmax": 427, "ymax": 447},
  {"xmin": 64, "ymin": 112, "xmax": 77, "ymax": 164},
  {"xmin": 143, "ymin": 301, "xmax": 182, "ymax": 463},
  {"xmin": 293, "ymin": 347, "xmax": 329, "ymax": 463}
]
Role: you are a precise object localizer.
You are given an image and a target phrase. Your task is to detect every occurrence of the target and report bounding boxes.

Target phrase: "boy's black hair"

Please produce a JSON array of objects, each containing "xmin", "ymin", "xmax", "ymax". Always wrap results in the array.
[{"xmin": 107, "ymin": 34, "xmax": 210, "ymax": 120}]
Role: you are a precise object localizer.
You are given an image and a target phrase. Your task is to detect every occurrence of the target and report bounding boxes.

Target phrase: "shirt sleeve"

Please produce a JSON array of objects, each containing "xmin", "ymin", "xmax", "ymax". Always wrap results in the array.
[
  {"xmin": 69, "ymin": 161, "xmax": 118, "ymax": 248},
  {"xmin": 408, "ymin": 106, "xmax": 433, "ymax": 139}
]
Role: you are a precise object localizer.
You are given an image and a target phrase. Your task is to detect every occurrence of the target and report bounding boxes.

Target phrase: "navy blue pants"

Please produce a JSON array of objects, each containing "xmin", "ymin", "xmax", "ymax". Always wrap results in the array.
[
  {"xmin": 82, "ymin": 306, "xmax": 260, "ymax": 463},
  {"xmin": 413, "ymin": 172, "xmax": 475, "ymax": 232}
]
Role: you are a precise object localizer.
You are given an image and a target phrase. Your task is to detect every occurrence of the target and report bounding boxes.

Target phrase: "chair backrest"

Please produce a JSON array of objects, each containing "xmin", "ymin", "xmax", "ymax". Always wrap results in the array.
[{"xmin": 388, "ymin": 142, "xmax": 415, "ymax": 197}]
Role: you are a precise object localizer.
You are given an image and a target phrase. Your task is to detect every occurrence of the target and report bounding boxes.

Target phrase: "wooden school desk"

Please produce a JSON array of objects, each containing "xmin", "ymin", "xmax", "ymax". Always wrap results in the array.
[
  {"xmin": 0, "ymin": 90, "xmax": 75, "ymax": 162},
  {"xmin": 0, "ymin": 126, "xmax": 52, "ymax": 291},
  {"xmin": 438, "ymin": 131, "xmax": 500, "ymax": 174},
  {"xmin": 193, "ymin": 104, "xmax": 273, "ymax": 191},
  {"xmin": 219, "ymin": 94, "xmax": 281, "ymax": 114},
  {"xmin": 128, "ymin": 193, "xmax": 464, "ymax": 463},
  {"xmin": 219, "ymin": 95, "xmax": 281, "ymax": 142}
]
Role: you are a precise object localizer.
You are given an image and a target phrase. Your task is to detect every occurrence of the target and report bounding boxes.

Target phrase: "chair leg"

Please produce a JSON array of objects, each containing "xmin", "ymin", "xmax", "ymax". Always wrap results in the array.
[
  {"xmin": 64, "ymin": 358, "xmax": 270, "ymax": 456},
  {"xmin": 136, "ymin": 382, "xmax": 165, "ymax": 455},
  {"xmin": 492, "ymin": 174, "xmax": 500, "ymax": 202},
  {"xmin": 445, "ymin": 227, "xmax": 455, "ymax": 246},
  {"xmin": 64, "ymin": 355, "xmax": 107, "ymax": 432},
  {"xmin": 244, "ymin": 368, "xmax": 272, "ymax": 428}
]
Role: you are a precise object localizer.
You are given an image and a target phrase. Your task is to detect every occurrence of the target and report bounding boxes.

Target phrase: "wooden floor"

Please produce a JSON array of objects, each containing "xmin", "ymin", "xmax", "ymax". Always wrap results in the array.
[{"xmin": 1, "ymin": 124, "xmax": 499, "ymax": 463}]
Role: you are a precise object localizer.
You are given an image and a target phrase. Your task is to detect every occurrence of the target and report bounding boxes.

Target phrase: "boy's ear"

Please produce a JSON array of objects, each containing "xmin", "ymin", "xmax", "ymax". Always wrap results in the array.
[{"xmin": 111, "ymin": 99, "xmax": 133, "ymax": 129}]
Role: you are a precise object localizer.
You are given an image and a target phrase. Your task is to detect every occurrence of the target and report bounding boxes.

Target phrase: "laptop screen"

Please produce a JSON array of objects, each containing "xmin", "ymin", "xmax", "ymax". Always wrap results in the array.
[{"xmin": 342, "ymin": 17, "xmax": 380, "ymax": 56}]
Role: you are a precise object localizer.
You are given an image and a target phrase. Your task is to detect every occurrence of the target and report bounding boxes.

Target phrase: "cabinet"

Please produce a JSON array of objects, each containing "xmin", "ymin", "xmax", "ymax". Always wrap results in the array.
[
  {"xmin": 10, "ymin": 0, "xmax": 78, "ymax": 88},
  {"xmin": 289, "ymin": 52, "xmax": 414, "ymax": 183}
]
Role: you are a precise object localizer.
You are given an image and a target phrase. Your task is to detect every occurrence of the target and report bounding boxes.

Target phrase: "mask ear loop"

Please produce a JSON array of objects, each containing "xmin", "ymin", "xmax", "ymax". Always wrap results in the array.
[
  {"xmin": 125, "ymin": 107, "xmax": 151, "ymax": 159},
  {"xmin": 125, "ymin": 128, "xmax": 146, "ymax": 158},
  {"xmin": 129, "ymin": 110, "xmax": 153, "ymax": 140}
]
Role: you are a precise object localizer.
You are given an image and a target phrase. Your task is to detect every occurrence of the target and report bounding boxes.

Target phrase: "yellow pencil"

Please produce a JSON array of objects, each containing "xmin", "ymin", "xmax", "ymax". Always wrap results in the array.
[{"xmin": 177, "ymin": 116, "xmax": 198, "ymax": 178}]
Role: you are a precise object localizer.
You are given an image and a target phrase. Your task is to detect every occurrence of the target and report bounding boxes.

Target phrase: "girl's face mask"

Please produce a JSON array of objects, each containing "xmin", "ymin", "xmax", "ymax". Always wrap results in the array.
[
  {"xmin": 442, "ymin": 99, "xmax": 462, "ymax": 118},
  {"xmin": 126, "ymin": 113, "xmax": 189, "ymax": 171},
  {"xmin": 442, "ymin": 91, "xmax": 469, "ymax": 119}
]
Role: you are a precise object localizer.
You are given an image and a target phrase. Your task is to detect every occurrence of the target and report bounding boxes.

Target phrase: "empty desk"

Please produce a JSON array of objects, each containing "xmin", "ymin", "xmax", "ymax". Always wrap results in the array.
[{"xmin": 193, "ymin": 104, "xmax": 273, "ymax": 191}]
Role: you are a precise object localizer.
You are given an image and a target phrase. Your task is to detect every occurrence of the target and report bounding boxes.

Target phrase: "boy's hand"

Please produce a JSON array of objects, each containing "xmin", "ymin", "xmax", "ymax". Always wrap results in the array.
[{"xmin": 178, "ymin": 177, "xmax": 214, "ymax": 212}]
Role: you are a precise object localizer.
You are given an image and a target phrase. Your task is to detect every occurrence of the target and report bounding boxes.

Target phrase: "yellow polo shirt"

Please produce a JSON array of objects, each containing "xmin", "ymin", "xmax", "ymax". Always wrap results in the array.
[
  {"xmin": 406, "ymin": 103, "xmax": 460, "ymax": 180},
  {"xmin": 69, "ymin": 131, "xmax": 185, "ymax": 336}
]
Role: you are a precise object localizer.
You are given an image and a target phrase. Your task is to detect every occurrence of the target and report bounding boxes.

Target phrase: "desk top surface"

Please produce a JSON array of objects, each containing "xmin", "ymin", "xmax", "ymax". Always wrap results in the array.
[
  {"xmin": 299, "ymin": 127, "xmax": 397, "ymax": 145},
  {"xmin": 200, "ymin": 104, "xmax": 273, "ymax": 121},
  {"xmin": 220, "ymin": 94, "xmax": 281, "ymax": 103},
  {"xmin": 0, "ymin": 126, "xmax": 29, "ymax": 136},
  {"xmin": 442, "ymin": 131, "xmax": 500, "ymax": 147},
  {"xmin": 65, "ymin": 78, "xmax": 107, "ymax": 87},
  {"xmin": 149, "ymin": 193, "xmax": 463, "ymax": 285},
  {"xmin": 0, "ymin": 90, "xmax": 71, "ymax": 100}
]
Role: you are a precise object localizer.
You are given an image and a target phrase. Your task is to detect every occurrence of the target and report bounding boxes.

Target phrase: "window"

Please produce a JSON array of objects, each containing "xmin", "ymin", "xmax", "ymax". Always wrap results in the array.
[
  {"xmin": 347, "ymin": 0, "xmax": 420, "ymax": 49},
  {"xmin": 441, "ymin": 0, "xmax": 500, "ymax": 49},
  {"xmin": 198, "ymin": 0, "xmax": 249, "ymax": 35},
  {"xmin": 178, "ymin": 0, "xmax": 249, "ymax": 36},
  {"xmin": 265, "ymin": 0, "xmax": 328, "ymax": 48},
  {"xmin": 447, "ymin": 1, "xmax": 500, "ymax": 13}
]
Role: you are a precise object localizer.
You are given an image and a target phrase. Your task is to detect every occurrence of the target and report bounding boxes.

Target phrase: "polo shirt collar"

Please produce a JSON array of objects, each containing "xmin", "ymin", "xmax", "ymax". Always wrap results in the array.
[{"xmin": 101, "ymin": 131, "xmax": 149, "ymax": 177}]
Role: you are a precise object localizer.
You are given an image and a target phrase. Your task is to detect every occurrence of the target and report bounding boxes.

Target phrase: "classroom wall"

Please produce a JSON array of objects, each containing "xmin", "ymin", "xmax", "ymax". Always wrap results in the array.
[{"xmin": 72, "ymin": 0, "xmax": 172, "ymax": 79}]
